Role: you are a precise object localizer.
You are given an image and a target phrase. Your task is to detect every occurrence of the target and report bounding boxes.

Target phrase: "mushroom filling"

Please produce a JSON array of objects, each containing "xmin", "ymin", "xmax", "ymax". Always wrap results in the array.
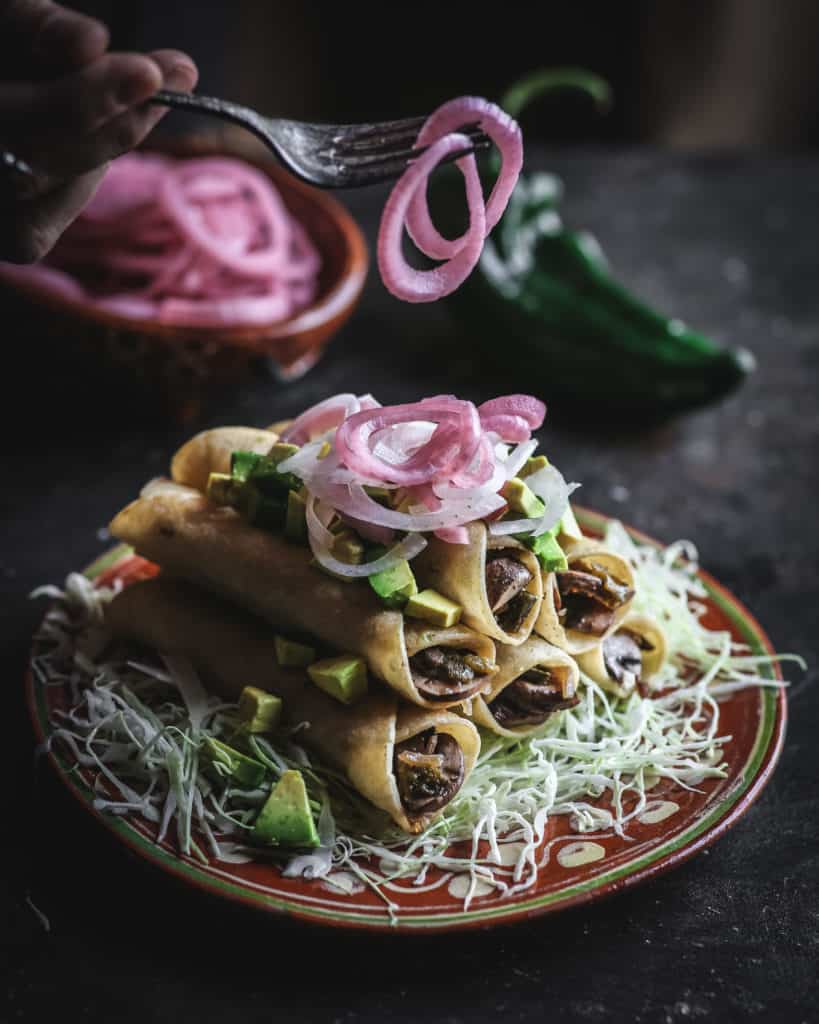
[
  {"xmin": 486, "ymin": 550, "xmax": 536, "ymax": 634},
  {"xmin": 490, "ymin": 665, "xmax": 579, "ymax": 728},
  {"xmin": 555, "ymin": 559, "xmax": 634, "ymax": 636},
  {"xmin": 602, "ymin": 629, "xmax": 655, "ymax": 691},
  {"xmin": 410, "ymin": 646, "xmax": 495, "ymax": 702},
  {"xmin": 394, "ymin": 729, "xmax": 465, "ymax": 817}
]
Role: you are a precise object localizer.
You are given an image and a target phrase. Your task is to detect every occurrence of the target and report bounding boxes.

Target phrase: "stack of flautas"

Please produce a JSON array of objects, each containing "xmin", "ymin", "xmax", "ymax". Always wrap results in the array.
[{"xmin": 106, "ymin": 397, "xmax": 668, "ymax": 834}]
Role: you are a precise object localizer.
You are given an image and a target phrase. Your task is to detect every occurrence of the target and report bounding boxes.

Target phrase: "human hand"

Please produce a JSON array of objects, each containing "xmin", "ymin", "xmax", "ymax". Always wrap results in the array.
[{"xmin": 1, "ymin": 0, "xmax": 198, "ymax": 262}]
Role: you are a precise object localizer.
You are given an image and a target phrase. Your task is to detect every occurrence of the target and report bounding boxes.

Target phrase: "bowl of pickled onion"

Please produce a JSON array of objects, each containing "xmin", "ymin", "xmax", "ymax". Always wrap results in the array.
[{"xmin": 0, "ymin": 137, "xmax": 368, "ymax": 409}]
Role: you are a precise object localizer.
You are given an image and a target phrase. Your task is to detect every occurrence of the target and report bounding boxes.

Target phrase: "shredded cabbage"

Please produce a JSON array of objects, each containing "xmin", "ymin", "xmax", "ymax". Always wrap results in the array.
[{"xmin": 31, "ymin": 523, "xmax": 801, "ymax": 919}]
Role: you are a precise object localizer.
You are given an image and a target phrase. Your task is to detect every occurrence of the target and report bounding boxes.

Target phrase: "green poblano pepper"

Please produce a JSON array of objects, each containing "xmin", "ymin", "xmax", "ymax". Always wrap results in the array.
[{"xmin": 440, "ymin": 69, "xmax": 754, "ymax": 419}]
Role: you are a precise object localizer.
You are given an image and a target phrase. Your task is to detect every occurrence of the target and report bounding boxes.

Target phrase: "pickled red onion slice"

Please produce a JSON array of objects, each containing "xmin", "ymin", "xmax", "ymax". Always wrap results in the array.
[
  {"xmin": 377, "ymin": 134, "xmax": 486, "ymax": 303},
  {"xmin": 281, "ymin": 393, "xmax": 362, "ymax": 444},
  {"xmin": 405, "ymin": 96, "xmax": 523, "ymax": 260},
  {"xmin": 489, "ymin": 464, "xmax": 578, "ymax": 538},
  {"xmin": 434, "ymin": 526, "xmax": 470, "ymax": 544},
  {"xmin": 0, "ymin": 153, "xmax": 321, "ymax": 329},
  {"xmin": 479, "ymin": 394, "xmax": 546, "ymax": 429},
  {"xmin": 159, "ymin": 158, "xmax": 293, "ymax": 279},
  {"xmin": 335, "ymin": 396, "xmax": 482, "ymax": 487},
  {"xmin": 377, "ymin": 96, "xmax": 521, "ymax": 303},
  {"xmin": 275, "ymin": 391, "xmax": 560, "ymax": 550}
]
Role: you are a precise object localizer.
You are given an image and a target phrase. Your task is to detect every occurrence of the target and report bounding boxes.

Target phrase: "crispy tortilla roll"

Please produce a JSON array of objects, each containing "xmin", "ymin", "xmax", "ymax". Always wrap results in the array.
[
  {"xmin": 109, "ymin": 481, "xmax": 496, "ymax": 709},
  {"xmin": 171, "ymin": 427, "xmax": 279, "ymax": 493},
  {"xmin": 105, "ymin": 578, "xmax": 480, "ymax": 834},
  {"xmin": 412, "ymin": 522, "xmax": 543, "ymax": 646},
  {"xmin": 576, "ymin": 612, "xmax": 668, "ymax": 699},
  {"xmin": 466, "ymin": 637, "xmax": 580, "ymax": 738},
  {"xmin": 535, "ymin": 538, "xmax": 636, "ymax": 656},
  {"xmin": 172, "ymin": 429, "xmax": 541, "ymax": 647}
]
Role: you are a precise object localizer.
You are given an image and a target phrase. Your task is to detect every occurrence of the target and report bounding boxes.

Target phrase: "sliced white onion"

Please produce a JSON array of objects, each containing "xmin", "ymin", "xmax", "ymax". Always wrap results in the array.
[
  {"xmin": 306, "ymin": 495, "xmax": 427, "ymax": 577},
  {"xmin": 500, "ymin": 439, "xmax": 539, "ymax": 481},
  {"xmin": 277, "ymin": 439, "xmax": 331, "ymax": 474},
  {"xmin": 277, "ymin": 394, "xmax": 553, "ymax": 543},
  {"xmin": 432, "ymin": 440, "xmax": 525, "ymax": 504},
  {"xmin": 305, "ymin": 496, "xmax": 336, "ymax": 547},
  {"xmin": 489, "ymin": 465, "xmax": 579, "ymax": 538},
  {"xmin": 329, "ymin": 481, "xmax": 505, "ymax": 533},
  {"xmin": 372, "ymin": 421, "xmax": 437, "ymax": 465}
]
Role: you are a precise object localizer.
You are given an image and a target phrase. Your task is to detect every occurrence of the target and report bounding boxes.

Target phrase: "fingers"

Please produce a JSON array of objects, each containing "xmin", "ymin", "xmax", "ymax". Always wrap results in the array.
[
  {"xmin": 0, "ymin": 11, "xmax": 199, "ymax": 261},
  {"xmin": 123, "ymin": 48, "xmax": 200, "ymax": 137},
  {"xmin": 0, "ymin": 52, "xmax": 165, "ymax": 134},
  {"xmin": 48, "ymin": 49, "xmax": 199, "ymax": 182},
  {"xmin": 1, "ymin": 50, "xmax": 196, "ymax": 197},
  {"xmin": 1, "ymin": 165, "xmax": 108, "ymax": 263},
  {"xmin": 2, "ymin": 0, "xmax": 109, "ymax": 75}
]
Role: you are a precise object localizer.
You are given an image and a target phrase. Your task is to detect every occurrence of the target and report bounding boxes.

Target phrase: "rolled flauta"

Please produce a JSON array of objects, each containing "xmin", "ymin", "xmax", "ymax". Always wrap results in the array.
[
  {"xmin": 535, "ymin": 538, "xmax": 636, "ymax": 656},
  {"xmin": 576, "ymin": 612, "xmax": 668, "ymax": 699},
  {"xmin": 108, "ymin": 481, "xmax": 497, "ymax": 710},
  {"xmin": 173, "ymin": 429, "xmax": 542, "ymax": 648},
  {"xmin": 466, "ymin": 636, "xmax": 580, "ymax": 739},
  {"xmin": 104, "ymin": 578, "xmax": 480, "ymax": 834},
  {"xmin": 412, "ymin": 522, "xmax": 543, "ymax": 646},
  {"xmin": 171, "ymin": 426, "xmax": 279, "ymax": 493}
]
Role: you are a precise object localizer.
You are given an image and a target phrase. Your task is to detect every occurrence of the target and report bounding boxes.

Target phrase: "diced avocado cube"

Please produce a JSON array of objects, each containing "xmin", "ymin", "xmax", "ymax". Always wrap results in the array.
[
  {"xmin": 392, "ymin": 490, "xmax": 413, "ymax": 513},
  {"xmin": 379, "ymin": 581, "xmax": 418, "ymax": 610},
  {"xmin": 238, "ymin": 686, "xmax": 282, "ymax": 734},
  {"xmin": 217, "ymin": 461, "xmax": 289, "ymax": 529},
  {"xmin": 201, "ymin": 736, "xmax": 268, "ymax": 788},
  {"xmin": 519, "ymin": 454, "xmax": 550, "ymax": 479},
  {"xmin": 252, "ymin": 770, "xmax": 319, "ymax": 847},
  {"xmin": 266, "ymin": 443, "xmax": 302, "ymax": 488},
  {"xmin": 363, "ymin": 485, "xmax": 392, "ymax": 504},
  {"xmin": 231, "ymin": 450, "xmax": 263, "ymax": 483},
  {"xmin": 243, "ymin": 487, "xmax": 287, "ymax": 531},
  {"xmin": 331, "ymin": 529, "xmax": 365, "ymax": 565},
  {"xmin": 206, "ymin": 472, "xmax": 247, "ymax": 509},
  {"xmin": 404, "ymin": 589, "xmax": 463, "ymax": 628},
  {"xmin": 559, "ymin": 504, "xmax": 584, "ymax": 542},
  {"xmin": 231, "ymin": 448, "xmax": 300, "ymax": 494},
  {"xmin": 284, "ymin": 489, "xmax": 308, "ymax": 543},
  {"xmin": 500, "ymin": 477, "xmax": 546, "ymax": 519},
  {"xmin": 275, "ymin": 635, "xmax": 315, "ymax": 668},
  {"xmin": 266, "ymin": 442, "xmax": 300, "ymax": 465},
  {"xmin": 524, "ymin": 530, "xmax": 568, "ymax": 573},
  {"xmin": 307, "ymin": 654, "xmax": 368, "ymax": 704},
  {"xmin": 369, "ymin": 557, "xmax": 418, "ymax": 609}
]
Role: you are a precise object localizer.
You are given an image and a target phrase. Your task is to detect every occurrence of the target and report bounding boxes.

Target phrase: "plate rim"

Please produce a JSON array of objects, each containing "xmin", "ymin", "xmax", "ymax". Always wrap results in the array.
[{"xmin": 26, "ymin": 506, "xmax": 787, "ymax": 932}]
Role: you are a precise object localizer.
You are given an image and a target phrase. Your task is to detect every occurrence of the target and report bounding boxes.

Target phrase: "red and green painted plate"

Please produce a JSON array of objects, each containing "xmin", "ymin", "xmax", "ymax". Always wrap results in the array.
[{"xmin": 26, "ymin": 508, "xmax": 786, "ymax": 932}]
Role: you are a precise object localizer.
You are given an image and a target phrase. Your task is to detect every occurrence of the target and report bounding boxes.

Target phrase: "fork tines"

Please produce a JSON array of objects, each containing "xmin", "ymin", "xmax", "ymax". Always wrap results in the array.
[{"xmin": 329, "ymin": 121, "xmax": 490, "ymax": 163}]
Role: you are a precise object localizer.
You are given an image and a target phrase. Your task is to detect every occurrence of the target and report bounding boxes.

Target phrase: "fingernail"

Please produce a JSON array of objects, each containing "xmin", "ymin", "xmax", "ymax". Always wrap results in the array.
[
  {"xmin": 117, "ymin": 70, "xmax": 155, "ymax": 106},
  {"xmin": 168, "ymin": 60, "xmax": 198, "ymax": 86}
]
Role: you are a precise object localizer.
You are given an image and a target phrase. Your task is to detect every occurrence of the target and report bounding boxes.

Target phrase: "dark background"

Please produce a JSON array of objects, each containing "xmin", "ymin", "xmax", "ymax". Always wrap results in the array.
[
  {"xmin": 61, "ymin": 0, "xmax": 819, "ymax": 149},
  {"xmin": 4, "ymin": 2, "xmax": 819, "ymax": 1022}
]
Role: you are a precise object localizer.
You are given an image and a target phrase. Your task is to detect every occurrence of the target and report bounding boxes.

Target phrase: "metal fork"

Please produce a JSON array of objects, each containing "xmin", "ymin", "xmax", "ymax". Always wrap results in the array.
[{"xmin": 148, "ymin": 90, "xmax": 491, "ymax": 189}]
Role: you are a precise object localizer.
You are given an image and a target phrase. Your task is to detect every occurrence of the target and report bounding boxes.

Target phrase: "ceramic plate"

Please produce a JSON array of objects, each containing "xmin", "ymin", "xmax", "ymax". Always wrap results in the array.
[{"xmin": 26, "ymin": 508, "xmax": 786, "ymax": 932}]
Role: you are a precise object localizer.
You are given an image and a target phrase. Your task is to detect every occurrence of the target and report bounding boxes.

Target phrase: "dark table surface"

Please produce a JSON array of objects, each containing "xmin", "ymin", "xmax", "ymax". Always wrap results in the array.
[{"xmin": 3, "ymin": 149, "xmax": 817, "ymax": 1024}]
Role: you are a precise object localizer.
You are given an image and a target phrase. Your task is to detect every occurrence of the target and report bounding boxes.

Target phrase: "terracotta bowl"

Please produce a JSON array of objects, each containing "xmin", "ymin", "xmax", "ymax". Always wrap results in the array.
[{"xmin": 0, "ymin": 136, "xmax": 368, "ymax": 419}]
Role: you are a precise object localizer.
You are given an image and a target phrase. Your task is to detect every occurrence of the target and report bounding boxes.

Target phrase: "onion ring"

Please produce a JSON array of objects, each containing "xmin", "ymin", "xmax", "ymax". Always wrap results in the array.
[
  {"xmin": 405, "ymin": 96, "xmax": 523, "ymax": 260},
  {"xmin": 377, "ymin": 134, "xmax": 487, "ymax": 303}
]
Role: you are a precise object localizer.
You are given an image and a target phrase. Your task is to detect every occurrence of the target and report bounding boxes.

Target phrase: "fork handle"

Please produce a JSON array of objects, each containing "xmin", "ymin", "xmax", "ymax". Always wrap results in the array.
[{"xmin": 150, "ymin": 89, "xmax": 247, "ymax": 119}]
